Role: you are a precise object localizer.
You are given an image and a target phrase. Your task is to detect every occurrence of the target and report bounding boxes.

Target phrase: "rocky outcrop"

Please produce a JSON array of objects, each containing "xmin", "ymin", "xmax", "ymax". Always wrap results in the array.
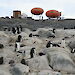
[
  {"xmin": 26, "ymin": 55, "xmax": 51, "ymax": 71},
  {"xmin": 0, "ymin": 28, "xmax": 75, "ymax": 75},
  {"xmin": 45, "ymin": 47, "xmax": 75, "ymax": 73}
]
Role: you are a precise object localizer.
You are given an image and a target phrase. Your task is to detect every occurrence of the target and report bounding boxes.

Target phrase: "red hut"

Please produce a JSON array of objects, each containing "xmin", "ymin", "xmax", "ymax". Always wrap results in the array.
[
  {"xmin": 31, "ymin": 8, "xmax": 44, "ymax": 15},
  {"xmin": 31, "ymin": 8, "xmax": 44, "ymax": 19},
  {"xmin": 46, "ymin": 10, "xmax": 61, "ymax": 18}
]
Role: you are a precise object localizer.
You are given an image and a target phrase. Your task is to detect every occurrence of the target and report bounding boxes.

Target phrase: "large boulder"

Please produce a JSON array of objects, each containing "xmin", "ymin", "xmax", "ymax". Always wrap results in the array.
[
  {"xmin": 38, "ymin": 30, "xmax": 55, "ymax": 38},
  {"xmin": 15, "ymin": 63, "xmax": 29, "ymax": 73},
  {"xmin": 0, "ymin": 70, "xmax": 11, "ymax": 75},
  {"xmin": 0, "ymin": 64, "xmax": 12, "ymax": 75},
  {"xmin": 45, "ymin": 47, "xmax": 75, "ymax": 73},
  {"xmin": 10, "ymin": 63, "xmax": 29, "ymax": 75},
  {"xmin": 26, "ymin": 55, "xmax": 51, "ymax": 71},
  {"xmin": 3, "ymin": 48, "xmax": 18, "ymax": 64},
  {"xmin": 10, "ymin": 67, "xmax": 23, "ymax": 75}
]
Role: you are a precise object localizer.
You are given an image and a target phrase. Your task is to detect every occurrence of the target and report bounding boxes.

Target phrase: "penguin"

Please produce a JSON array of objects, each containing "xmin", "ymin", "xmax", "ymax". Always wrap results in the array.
[
  {"xmin": 16, "ymin": 26, "xmax": 20, "ymax": 34},
  {"xmin": 61, "ymin": 39, "xmax": 65, "ymax": 48},
  {"xmin": 53, "ymin": 28, "xmax": 55, "ymax": 33},
  {"xmin": 39, "ymin": 52, "xmax": 45, "ymax": 56},
  {"xmin": 29, "ymin": 33, "xmax": 33, "ymax": 37},
  {"xmin": 30, "ymin": 48, "xmax": 35, "ymax": 58},
  {"xmin": 14, "ymin": 42, "xmax": 17, "ymax": 52},
  {"xmin": 46, "ymin": 41, "xmax": 52, "ymax": 48},
  {"xmin": 17, "ymin": 35, "xmax": 22, "ymax": 42},
  {"xmin": 71, "ymin": 48, "xmax": 75, "ymax": 53},
  {"xmin": 22, "ymin": 51, "xmax": 26, "ymax": 57},
  {"xmin": 52, "ymin": 43, "xmax": 60, "ymax": 47},
  {"xmin": 19, "ymin": 25, "xmax": 22, "ymax": 32},
  {"xmin": 12, "ymin": 27, "xmax": 16, "ymax": 34},
  {"xmin": 14, "ymin": 42, "xmax": 20, "ymax": 52},
  {"xmin": 8, "ymin": 27, "xmax": 11, "ymax": 31}
]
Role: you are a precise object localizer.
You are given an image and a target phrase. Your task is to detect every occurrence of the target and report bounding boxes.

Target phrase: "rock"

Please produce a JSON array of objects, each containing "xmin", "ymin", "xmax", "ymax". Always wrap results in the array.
[
  {"xmin": 0, "ymin": 57, "xmax": 3, "ymax": 64},
  {"xmin": 10, "ymin": 67, "xmax": 23, "ymax": 75},
  {"xmin": 46, "ymin": 47, "xmax": 75, "ymax": 73},
  {"xmin": 0, "ymin": 70, "xmax": 11, "ymax": 75},
  {"xmin": 26, "ymin": 55, "xmax": 51, "ymax": 71},
  {"xmin": 14, "ymin": 63, "xmax": 29, "ymax": 74},
  {"xmin": 0, "ymin": 44, "xmax": 4, "ymax": 49},
  {"xmin": 8, "ymin": 36, "xmax": 17, "ymax": 43},
  {"xmin": 0, "ymin": 31, "xmax": 9, "ymax": 37},
  {"xmin": 38, "ymin": 29, "xmax": 55, "ymax": 38}
]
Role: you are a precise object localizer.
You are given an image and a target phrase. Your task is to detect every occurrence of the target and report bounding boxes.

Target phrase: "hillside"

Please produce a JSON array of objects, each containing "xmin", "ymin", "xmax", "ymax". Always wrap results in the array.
[{"xmin": 0, "ymin": 18, "xmax": 75, "ymax": 30}]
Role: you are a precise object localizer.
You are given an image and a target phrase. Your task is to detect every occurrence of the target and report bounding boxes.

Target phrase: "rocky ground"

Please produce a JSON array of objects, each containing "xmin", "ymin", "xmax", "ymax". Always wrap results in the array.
[
  {"xmin": 0, "ymin": 27, "xmax": 75, "ymax": 75},
  {"xmin": 0, "ymin": 18, "xmax": 75, "ymax": 30}
]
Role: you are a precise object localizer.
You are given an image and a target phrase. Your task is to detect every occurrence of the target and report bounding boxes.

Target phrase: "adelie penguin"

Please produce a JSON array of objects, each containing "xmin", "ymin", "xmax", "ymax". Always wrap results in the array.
[
  {"xmin": 19, "ymin": 25, "xmax": 22, "ymax": 32},
  {"xmin": 0, "ymin": 57, "xmax": 3, "ymax": 65},
  {"xmin": 46, "ymin": 41, "xmax": 52, "ymax": 48},
  {"xmin": 17, "ymin": 35, "xmax": 22, "ymax": 42},
  {"xmin": 29, "ymin": 33, "xmax": 33, "ymax": 37},
  {"xmin": 16, "ymin": 26, "xmax": 20, "ymax": 34},
  {"xmin": 53, "ymin": 28, "xmax": 55, "ymax": 33},
  {"xmin": 12, "ymin": 27, "xmax": 16, "ymax": 34},
  {"xmin": 39, "ymin": 52, "xmax": 45, "ymax": 56},
  {"xmin": 71, "ymin": 48, "xmax": 75, "ymax": 53},
  {"xmin": 30, "ymin": 48, "xmax": 35, "ymax": 58},
  {"xmin": 14, "ymin": 41, "xmax": 21, "ymax": 52}
]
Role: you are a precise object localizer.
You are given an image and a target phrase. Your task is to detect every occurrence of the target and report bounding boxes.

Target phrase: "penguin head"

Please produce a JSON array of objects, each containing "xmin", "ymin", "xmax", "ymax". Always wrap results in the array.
[{"xmin": 31, "ymin": 47, "xmax": 35, "ymax": 50}]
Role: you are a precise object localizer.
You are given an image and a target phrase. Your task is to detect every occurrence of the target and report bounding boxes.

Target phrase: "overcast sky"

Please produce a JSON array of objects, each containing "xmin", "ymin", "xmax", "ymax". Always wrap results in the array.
[{"xmin": 0, "ymin": 0, "xmax": 75, "ymax": 19}]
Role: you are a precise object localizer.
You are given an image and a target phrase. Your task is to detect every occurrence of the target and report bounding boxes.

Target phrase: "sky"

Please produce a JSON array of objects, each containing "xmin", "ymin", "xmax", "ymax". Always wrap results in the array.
[{"xmin": 0, "ymin": 0, "xmax": 75, "ymax": 19}]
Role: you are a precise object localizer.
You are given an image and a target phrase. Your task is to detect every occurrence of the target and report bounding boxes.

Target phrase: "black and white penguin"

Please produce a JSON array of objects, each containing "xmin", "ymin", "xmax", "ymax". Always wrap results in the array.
[
  {"xmin": 29, "ymin": 33, "xmax": 33, "ymax": 37},
  {"xmin": 14, "ymin": 42, "xmax": 17, "ymax": 52},
  {"xmin": 17, "ymin": 35, "xmax": 22, "ymax": 42},
  {"xmin": 0, "ymin": 57, "xmax": 3, "ymax": 65},
  {"xmin": 16, "ymin": 26, "xmax": 20, "ymax": 34},
  {"xmin": 19, "ymin": 25, "xmax": 22, "ymax": 32},
  {"xmin": 46, "ymin": 41, "xmax": 52, "ymax": 48},
  {"xmin": 30, "ymin": 48, "xmax": 35, "ymax": 58},
  {"xmin": 39, "ymin": 52, "xmax": 45, "ymax": 56},
  {"xmin": 14, "ymin": 41, "xmax": 20, "ymax": 52},
  {"xmin": 53, "ymin": 28, "xmax": 55, "ymax": 33},
  {"xmin": 71, "ymin": 48, "xmax": 75, "ymax": 53},
  {"xmin": 12, "ymin": 27, "xmax": 16, "ymax": 34},
  {"xmin": 52, "ymin": 43, "xmax": 60, "ymax": 47}
]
